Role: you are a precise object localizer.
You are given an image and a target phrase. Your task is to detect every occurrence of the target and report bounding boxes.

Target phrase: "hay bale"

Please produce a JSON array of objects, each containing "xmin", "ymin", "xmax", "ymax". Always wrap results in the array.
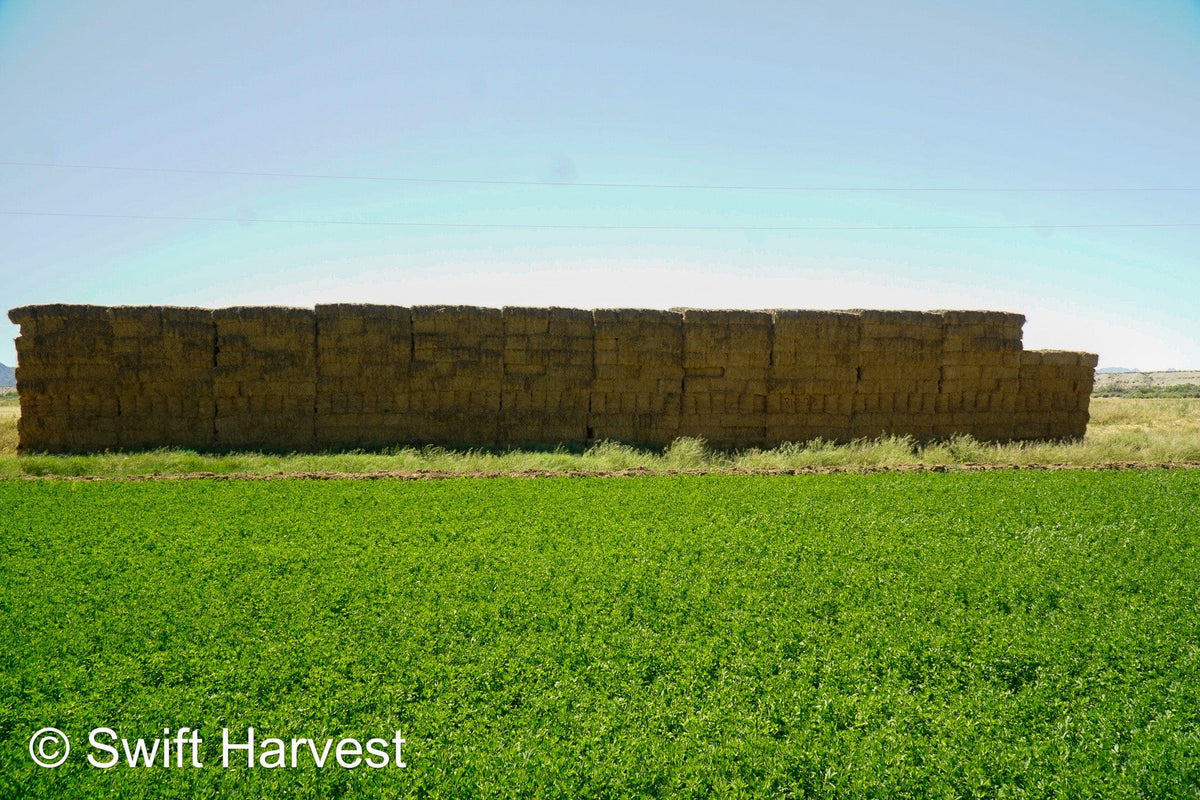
[
  {"xmin": 212, "ymin": 307, "xmax": 315, "ymax": 451},
  {"xmin": 590, "ymin": 308, "xmax": 683, "ymax": 447},
  {"xmin": 108, "ymin": 306, "xmax": 215, "ymax": 450},
  {"xmin": 7, "ymin": 305, "xmax": 118, "ymax": 452},
  {"xmin": 497, "ymin": 307, "xmax": 592, "ymax": 446},
  {"xmin": 402, "ymin": 306, "xmax": 503, "ymax": 446},
  {"xmin": 675, "ymin": 310, "xmax": 770, "ymax": 448},
  {"xmin": 314, "ymin": 304, "xmax": 413, "ymax": 449}
]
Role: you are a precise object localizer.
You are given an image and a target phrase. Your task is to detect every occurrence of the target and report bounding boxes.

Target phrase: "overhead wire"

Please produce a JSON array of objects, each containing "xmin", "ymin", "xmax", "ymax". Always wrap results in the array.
[
  {"xmin": 5, "ymin": 159, "xmax": 1200, "ymax": 231},
  {"xmin": 2, "ymin": 209, "xmax": 1200, "ymax": 232}
]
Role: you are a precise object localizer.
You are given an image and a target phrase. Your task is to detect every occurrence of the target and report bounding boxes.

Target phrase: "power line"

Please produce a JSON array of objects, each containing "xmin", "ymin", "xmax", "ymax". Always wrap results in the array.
[
  {"xmin": 4, "ymin": 209, "xmax": 1200, "ymax": 232},
  {"xmin": 3, "ymin": 160, "xmax": 1199, "ymax": 193}
]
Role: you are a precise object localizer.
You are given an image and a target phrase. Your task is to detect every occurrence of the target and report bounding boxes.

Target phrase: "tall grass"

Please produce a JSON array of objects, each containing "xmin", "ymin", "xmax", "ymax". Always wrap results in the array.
[
  {"xmin": 0, "ymin": 396, "xmax": 17, "ymax": 457},
  {"xmin": 1, "ymin": 397, "xmax": 1197, "ymax": 477}
]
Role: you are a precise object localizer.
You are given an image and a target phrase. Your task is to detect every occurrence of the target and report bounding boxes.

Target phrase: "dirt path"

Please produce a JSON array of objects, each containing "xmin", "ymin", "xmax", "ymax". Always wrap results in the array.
[{"xmin": 6, "ymin": 460, "xmax": 1200, "ymax": 482}]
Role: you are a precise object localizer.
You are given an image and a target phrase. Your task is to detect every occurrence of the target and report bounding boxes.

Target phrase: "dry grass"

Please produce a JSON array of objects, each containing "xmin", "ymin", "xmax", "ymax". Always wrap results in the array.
[
  {"xmin": 0, "ymin": 396, "xmax": 1197, "ymax": 477},
  {"xmin": 0, "ymin": 395, "xmax": 18, "ymax": 456},
  {"xmin": 1088, "ymin": 396, "xmax": 1200, "ymax": 431},
  {"xmin": 1081, "ymin": 397, "xmax": 1200, "ymax": 461}
]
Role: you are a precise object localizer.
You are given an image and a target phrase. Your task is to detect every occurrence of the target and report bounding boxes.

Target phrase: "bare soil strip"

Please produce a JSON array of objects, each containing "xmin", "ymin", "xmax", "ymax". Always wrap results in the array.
[{"xmin": 6, "ymin": 460, "xmax": 1200, "ymax": 482}]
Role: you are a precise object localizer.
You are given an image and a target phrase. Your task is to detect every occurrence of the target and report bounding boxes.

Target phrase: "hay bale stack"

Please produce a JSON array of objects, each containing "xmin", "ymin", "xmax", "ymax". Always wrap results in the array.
[
  {"xmin": 501, "ymin": 307, "xmax": 593, "ymax": 447},
  {"xmin": 850, "ymin": 310, "xmax": 943, "ymax": 440},
  {"xmin": 8, "ymin": 303, "xmax": 1098, "ymax": 452},
  {"xmin": 937, "ymin": 311, "xmax": 1024, "ymax": 441},
  {"xmin": 213, "ymin": 307, "xmax": 315, "ymax": 451},
  {"xmin": 315, "ymin": 304, "xmax": 413, "ymax": 449},
  {"xmin": 676, "ymin": 309, "xmax": 772, "ymax": 449},
  {"xmin": 1014, "ymin": 350, "xmax": 1097, "ymax": 440},
  {"xmin": 9, "ymin": 304, "xmax": 117, "ymax": 452},
  {"xmin": 590, "ymin": 309, "xmax": 683, "ymax": 448},
  {"xmin": 765, "ymin": 310, "xmax": 858, "ymax": 446},
  {"xmin": 1013, "ymin": 351, "xmax": 1053, "ymax": 441},
  {"xmin": 408, "ymin": 306, "xmax": 503, "ymax": 446},
  {"xmin": 111, "ymin": 306, "xmax": 215, "ymax": 450}
]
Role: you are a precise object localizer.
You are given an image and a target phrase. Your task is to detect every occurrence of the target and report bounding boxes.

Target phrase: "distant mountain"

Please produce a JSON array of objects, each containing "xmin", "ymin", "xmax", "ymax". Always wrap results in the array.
[
  {"xmin": 0, "ymin": 363, "xmax": 13, "ymax": 386},
  {"xmin": 1095, "ymin": 367, "xmax": 1138, "ymax": 373}
]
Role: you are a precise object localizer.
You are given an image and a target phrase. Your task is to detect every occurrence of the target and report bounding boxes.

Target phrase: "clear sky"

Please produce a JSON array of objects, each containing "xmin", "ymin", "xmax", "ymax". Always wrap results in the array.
[{"xmin": 2, "ymin": 0, "xmax": 1199, "ymax": 369}]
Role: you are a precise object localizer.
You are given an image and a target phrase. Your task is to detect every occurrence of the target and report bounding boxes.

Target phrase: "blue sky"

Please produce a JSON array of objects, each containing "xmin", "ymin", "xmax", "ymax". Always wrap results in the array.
[{"xmin": 2, "ymin": 0, "xmax": 1199, "ymax": 369}]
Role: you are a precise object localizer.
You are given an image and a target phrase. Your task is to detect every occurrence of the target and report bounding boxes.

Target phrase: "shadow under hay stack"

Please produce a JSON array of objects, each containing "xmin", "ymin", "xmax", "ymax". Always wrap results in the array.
[{"xmin": 7, "ymin": 304, "xmax": 1097, "ymax": 454}]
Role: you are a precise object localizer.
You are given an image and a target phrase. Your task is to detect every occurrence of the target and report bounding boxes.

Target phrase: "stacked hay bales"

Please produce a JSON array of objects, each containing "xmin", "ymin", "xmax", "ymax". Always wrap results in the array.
[
  {"xmin": 501, "ymin": 307, "xmax": 593, "ymax": 447},
  {"xmin": 590, "ymin": 309, "xmax": 683, "ymax": 448},
  {"xmin": 8, "ymin": 303, "xmax": 1101, "ymax": 452},
  {"xmin": 111, "ymin": 306, "xmax": 214, "ymax": 450},
  {"xmin": 852, "ymin": 311, "xmax": 944, "ymax": 440},
  {"xmin": 8, "ymin": 304, "xmax": 116, "ymax": 452},
  {"xmin": 1014, "ymin": 351, "xmax": 1098, "ymax": 440},
  {"xmin": 766, "ymin": 310, "xmax": 859, "ymax": 445},
  {"xmin": 408, "ymin": 306, "xmax": 503, "ymax": 446},
  {"xmin": 315, "ymin": 304, "xmax": 413, "ymax": 449},
  {"xmin": 213, "ymin": 307, "xmax": 315, "ymax": 451},
  {"xmin": 936, "ymin": 311, "xmax": 1024, "ymax": 441},
  {"xmin": 676, "ymin": 309, "xmax": 772, "ymax": 449}
]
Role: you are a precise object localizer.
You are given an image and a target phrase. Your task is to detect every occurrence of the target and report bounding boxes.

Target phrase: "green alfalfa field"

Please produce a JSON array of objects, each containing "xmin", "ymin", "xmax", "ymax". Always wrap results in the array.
[{"xmin": 2, "ymin": 469, "xmax": 1199, "ymax": 797}]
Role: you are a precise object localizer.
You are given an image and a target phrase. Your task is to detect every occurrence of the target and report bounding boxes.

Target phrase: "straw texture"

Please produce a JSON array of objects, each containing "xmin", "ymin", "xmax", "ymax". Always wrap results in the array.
[{"xmin": 7, "ymin": 304, "xmax": 1097, "ymax": 452}]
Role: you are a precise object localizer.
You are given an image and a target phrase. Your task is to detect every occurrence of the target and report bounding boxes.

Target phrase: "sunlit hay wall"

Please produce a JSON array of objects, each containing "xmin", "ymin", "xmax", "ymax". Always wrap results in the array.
[
  {"xmin": 1015, "ymin": 350, "xmax": 1098, "ymax": 440},
  {"xmin": 112, "ymin": 306, "xmax": 215, "ymax": 450},
  {"xmin": 315, "ymin": 304, "xmax": 413, "ymax": 449},
  {"xmin": 213, "ymin": 307, "xmax": 316, "ymax": 451},
  {"xmin": 409, "ymin": 306, "xmax": 503, "ymax": 446},
  {"xmin": 853, "ymin": 310, "xmax": 944, "ymax": 440},
  {"xmin": 938, "ymin": 310, "xmax": 1024, "ymax": 441},
  {"xmin": 590, "ymin": 309, "xmax": 684, "ymax": 449},
  {"xmin": 7, "ymin": 304, "xmax": 1097, "ymax": 453},
  {"xmin": 766, "ymin": 310, "xmax": 858, "ymax": 446},
  {"xmin": 501, "ymin": 307, "xmax": 593, "ymax": 448},
  {"xmin": 677, "ymin": 309, "xmax": 772, "ymax": 450},
  {"xmin": 10, "ymin": 305, "xmax": 116, "ymax": 452}
]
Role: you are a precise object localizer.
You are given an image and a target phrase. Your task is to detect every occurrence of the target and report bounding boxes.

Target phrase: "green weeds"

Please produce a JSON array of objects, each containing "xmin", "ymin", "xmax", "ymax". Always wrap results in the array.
[{"xmin": 1094, "ymin": 383, "xmax": 1200, "ymax": 398}]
